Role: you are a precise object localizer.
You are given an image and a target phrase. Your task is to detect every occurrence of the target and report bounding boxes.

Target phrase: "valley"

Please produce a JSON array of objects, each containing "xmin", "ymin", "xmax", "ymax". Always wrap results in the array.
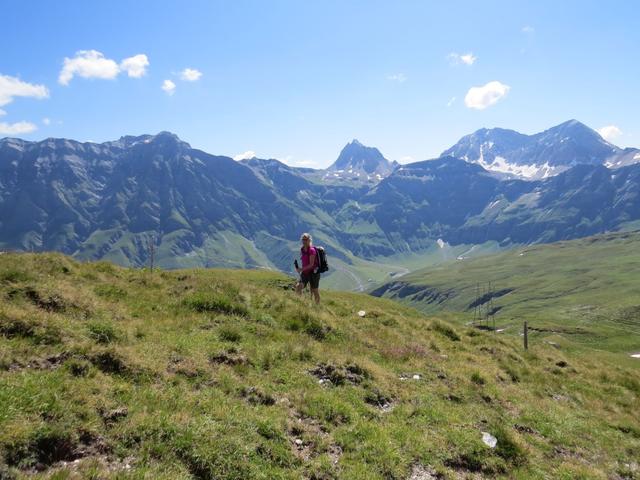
[{"xmin": 371, "ymin": 231, "xmax": 640, "ymax": 354}]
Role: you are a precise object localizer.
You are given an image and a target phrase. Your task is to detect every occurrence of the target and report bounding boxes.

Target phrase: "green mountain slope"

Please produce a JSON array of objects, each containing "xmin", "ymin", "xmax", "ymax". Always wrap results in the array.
[
  {"xmin": 1, "ymin": 253, "xmax": 639, "ymax": 479},
  {"xmin": 371, "ymin": 231, "xmax": 640, "ymax": 353},
  {"xmin": 3, "ymin": 125, "xmax": 640, "ymax": 294}
]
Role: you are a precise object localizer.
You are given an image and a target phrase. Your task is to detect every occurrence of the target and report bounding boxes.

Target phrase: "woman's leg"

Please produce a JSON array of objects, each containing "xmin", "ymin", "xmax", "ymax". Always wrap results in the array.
[{"xmin": 311, "ymin": 288, "xmax": 320, "ymax": 304}]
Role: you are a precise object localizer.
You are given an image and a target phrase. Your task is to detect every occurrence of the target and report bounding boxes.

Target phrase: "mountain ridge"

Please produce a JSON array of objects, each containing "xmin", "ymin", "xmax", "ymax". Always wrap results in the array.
[
  {"xmin": 442, "ymin": 119, "xmax": 640, "ymax": 180},
  {"xmin": 2, "ymin": 122, "xmax": 640, "ymax": 286}
]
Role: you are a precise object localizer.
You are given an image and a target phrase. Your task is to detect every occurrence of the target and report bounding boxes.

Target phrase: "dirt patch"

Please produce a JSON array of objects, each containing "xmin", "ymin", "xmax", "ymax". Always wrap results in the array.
[
  {"xmin": 409, "ymin": 464, "xmax": 441, "ymax": 479},
  {"xmin": 209, "ymin": 347, "xmax": 250, "ymax": 366},
  {"xmin": 168, "ymin": 355, "xmax": 207, "ymax": 379},
  {"xmin": 8, "ymin": 352, "xmax": 71, "ymax": 372},
  {"xmin": 309, "ymin": 362, "xmax": 369, "ymax": 386},
  {"xmin": 284, "ymin": 405, "xmax": 342, "ymax": 467},
  {"xmin": 514, "ymin": 424, "xmax": 540, "ymax": 436},
  {"xmin": 23, "ymin": 288, "xmax": 68, "ymax": 313},
  {"xmin": 5, "ymin": 429, "xmax": 109, "ymax": 472},
  {"xmin": 240, "ymin": 386, "xmax": 276, "ymax": 406},
  {"xmin": 90, "ymin": 351, "xmax": 129, "ymax": 375},
  {"xmin": 364, "ymin": 388, "xmax": 394, "ymax": 412},
  {"xmin": 98, "ymin": 407, "xmax": 128, "ymax": 426}
]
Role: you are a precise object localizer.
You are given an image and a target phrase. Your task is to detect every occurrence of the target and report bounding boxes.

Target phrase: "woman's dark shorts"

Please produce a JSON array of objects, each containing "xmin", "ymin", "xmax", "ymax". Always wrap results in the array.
[{"xmin": 300, "ymin": 272, "xmax": 321, "ymax": 289}]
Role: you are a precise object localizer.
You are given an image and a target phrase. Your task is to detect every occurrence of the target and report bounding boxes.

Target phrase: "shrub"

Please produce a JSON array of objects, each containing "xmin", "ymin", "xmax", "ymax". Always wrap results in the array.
[
  {"xmin": 0, "ymin": 317, "xmax": 35, "ymax": 339},
  {"xmin": 284, "ymin": 309, "xmax": 330, "ymax": 340},
  {"xmin": 432, "ymin": 321, "xmax": 461, "ymax": 341},
  {"xmin": 493, "ymin": 427, "xmax": 527, "ymax": 466},
  {"xmin": 87, "ymin": 321, "xmax": 120, "ymax": 344},
  {"xmin": 219, "ymin": 325, "xmax": 242, "ymax": 343},
  {"xmin": 0, "ymin": 316, "xmax": 62, "ymax": 345},
  {"xmin": 66, "ymin": 358, "xmax": 91, "ymax": 377},
  {"xmin": 90, "ymin": 350, "xmax": 128, "ymax": 375},
  {"xmin": 184, "ymin": 293, "xmax": 248, "ymax": 317},
  {"xmin": 471, "ymin": 371, "xmax": 486, "ymax": 385},
  {"xmin": 0, "ymin": 269, "xmax": 33, "ymax": 283}
]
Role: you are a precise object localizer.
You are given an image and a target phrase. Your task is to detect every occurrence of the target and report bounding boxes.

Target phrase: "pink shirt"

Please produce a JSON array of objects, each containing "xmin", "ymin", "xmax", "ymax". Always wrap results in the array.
[{"xmin": 300, "ymin": 246, "xmax": 318, "ymax": 273}]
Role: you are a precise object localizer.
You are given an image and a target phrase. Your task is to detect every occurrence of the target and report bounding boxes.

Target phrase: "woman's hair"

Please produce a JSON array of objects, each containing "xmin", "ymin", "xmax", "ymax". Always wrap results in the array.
[{"xmin": 300, "ymin": 232, "xmax": 312, "ymax": 243}]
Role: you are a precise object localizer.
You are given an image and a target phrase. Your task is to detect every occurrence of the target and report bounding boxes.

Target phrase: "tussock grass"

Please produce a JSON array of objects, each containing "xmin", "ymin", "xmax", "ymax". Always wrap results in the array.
[{"xmin": 0, "ymin": 252, "xmax": 638, "ymax": 479}]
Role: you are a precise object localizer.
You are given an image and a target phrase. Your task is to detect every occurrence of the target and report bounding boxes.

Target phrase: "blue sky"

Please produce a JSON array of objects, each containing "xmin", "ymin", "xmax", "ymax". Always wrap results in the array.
[{"xmin": 2, "ymin": 0, "xmax": 639, "ymax": 167}]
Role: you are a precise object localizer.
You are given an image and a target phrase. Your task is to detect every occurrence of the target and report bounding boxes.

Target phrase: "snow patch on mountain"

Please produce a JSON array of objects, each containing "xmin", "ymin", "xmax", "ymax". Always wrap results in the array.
[
  {"xmin": 477, "ymin": 155, "xmax": 561, "ymax": 179},
  {"xmin": 442, "ymin": 120, "xmax": 640, "ymax": 180}
]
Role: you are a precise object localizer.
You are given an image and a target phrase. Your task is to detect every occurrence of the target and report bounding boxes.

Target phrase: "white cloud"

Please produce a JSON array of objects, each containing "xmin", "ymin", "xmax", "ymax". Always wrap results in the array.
[
  {"xmin": 522, "ymin": 25, "xmax": 535, "ymax": 34},
  {"xmin": 59, "ymin": 50, "xmax": 150, "ymax": 85},
  {"xmin": 446, "ymin": 96, "xmax": 456, "ymax": 107},
  {"xmin": 0, "ymin": 75, "xmax": 49, "ymax": 107},
  {"xmin": 464, "ymin": 81, "xmax": 510, "ymax": 110},
  {"xmin": 180, "ymin": 68, "xmax": 202, "ymax": 82},
  {"xmin": 597, "ymin": 125, "xmax": 623, "ymax": 142},
  {"xmin": 59, "ymin": 50, "xmax": 120, "ymax": 85},
  {"xmin": 42, "ymin": 117, "xmax": 51, "ymax": 125},
  {"xmin": 448, "ymin": 52, "xmax": 477, "ymax": 66},
  {"xmin": 161, "ymin": 79, "xmax": 176, "ymax": 95},
  {"xmin": 233, "ymin": 150, "xmax": 256, "ymax": 161},
  {"xmin": 387, "ymin": 73, "xmax": 407, "ymax": 83},
  {"xmin": 0, "ymin": 109, "xmax": 5, "ymax": 116},
  {"xmin": 0, "ymin": 121, "xmax": 38, "ymax": 135},
  {"xmin": 120, "ymin": 54, "xmax": 149, "ymax": 78}
]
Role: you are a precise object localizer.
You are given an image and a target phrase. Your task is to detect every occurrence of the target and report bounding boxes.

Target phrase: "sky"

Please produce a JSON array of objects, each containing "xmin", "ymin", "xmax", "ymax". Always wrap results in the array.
[{"xmin": 1, "ymin": 0, "xmax": 639, "ymax": 168}]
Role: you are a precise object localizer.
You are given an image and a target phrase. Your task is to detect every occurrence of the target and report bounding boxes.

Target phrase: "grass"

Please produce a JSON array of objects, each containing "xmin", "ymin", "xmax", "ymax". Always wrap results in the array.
[
  {"xmin": 0, "ymin": 252, "xmax": 638, "ymax": 479},
  {"xmin": 371, "ymin": 230, "xmax": 640, "ymax": 354}
]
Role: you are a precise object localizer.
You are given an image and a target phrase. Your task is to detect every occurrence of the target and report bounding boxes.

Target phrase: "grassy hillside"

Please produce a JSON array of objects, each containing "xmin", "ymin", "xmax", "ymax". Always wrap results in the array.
[
  {"xmin": 322, "ymin": 240, "xmax": 502, "ymax": 292},
  {"xmin": 371, "ymin": 231, "xmax": 640, "ymax": 354},
  {"xmin": 0, "ymin": 253, "xmax": 639, "ymax": 479}
]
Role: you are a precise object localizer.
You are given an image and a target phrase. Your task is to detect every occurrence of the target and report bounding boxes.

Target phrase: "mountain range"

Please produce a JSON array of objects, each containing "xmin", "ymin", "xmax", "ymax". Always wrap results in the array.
[
  {"xmin": 1, "ymin": 120, "xmax": 639, "ymax": 284},
  {"xmin": 443, "ymin": 119, "xmax": 640, "ymax": 180}
]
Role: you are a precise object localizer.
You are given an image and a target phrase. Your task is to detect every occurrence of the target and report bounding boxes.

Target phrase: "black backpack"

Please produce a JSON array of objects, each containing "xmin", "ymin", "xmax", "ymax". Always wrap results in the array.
[{"xmin": 315, "ymin": 246, "xmax": 329, "ymax": 273}]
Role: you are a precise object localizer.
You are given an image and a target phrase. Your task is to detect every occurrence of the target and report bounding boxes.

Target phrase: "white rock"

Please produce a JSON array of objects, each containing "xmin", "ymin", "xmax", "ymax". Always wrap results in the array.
[
  {"xmin": 412, "ymin": 374, "xmax": 421, "ymax": 380},
  {"xmin": 481, "ymin": 431, "xmax": 497, "ymax": 448},
  {"xmin": 357, "ymin": 310, "xmax": 366, "ymax": 317}
]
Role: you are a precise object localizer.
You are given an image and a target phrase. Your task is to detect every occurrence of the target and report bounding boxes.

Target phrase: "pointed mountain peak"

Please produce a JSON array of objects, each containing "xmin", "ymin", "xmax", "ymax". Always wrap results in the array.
[
  {"xmin": 547, "ymin": 119, "xmax": 592, "ymax": 133},
  {"xmin": 328, "ymin": 138, "xmax": 395, "ymax": 181}
]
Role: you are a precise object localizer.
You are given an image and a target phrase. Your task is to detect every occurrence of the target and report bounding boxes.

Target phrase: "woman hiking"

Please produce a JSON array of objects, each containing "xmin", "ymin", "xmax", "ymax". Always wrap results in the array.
[{"xmin": 295, "ymin": 232, "xmax": 321, "ymax": 304}]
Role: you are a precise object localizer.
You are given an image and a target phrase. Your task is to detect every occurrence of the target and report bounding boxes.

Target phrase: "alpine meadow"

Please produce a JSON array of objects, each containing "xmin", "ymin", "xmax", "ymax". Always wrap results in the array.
[{"xmin": 1, "ymin": 1, "xmax": 639, "ymax": 479}]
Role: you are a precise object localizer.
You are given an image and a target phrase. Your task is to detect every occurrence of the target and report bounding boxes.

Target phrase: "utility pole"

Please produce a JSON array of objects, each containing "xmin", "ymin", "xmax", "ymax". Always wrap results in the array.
[{"xmin": 523, "ymin": 321, "xmax": 528, "ymax": 350}]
